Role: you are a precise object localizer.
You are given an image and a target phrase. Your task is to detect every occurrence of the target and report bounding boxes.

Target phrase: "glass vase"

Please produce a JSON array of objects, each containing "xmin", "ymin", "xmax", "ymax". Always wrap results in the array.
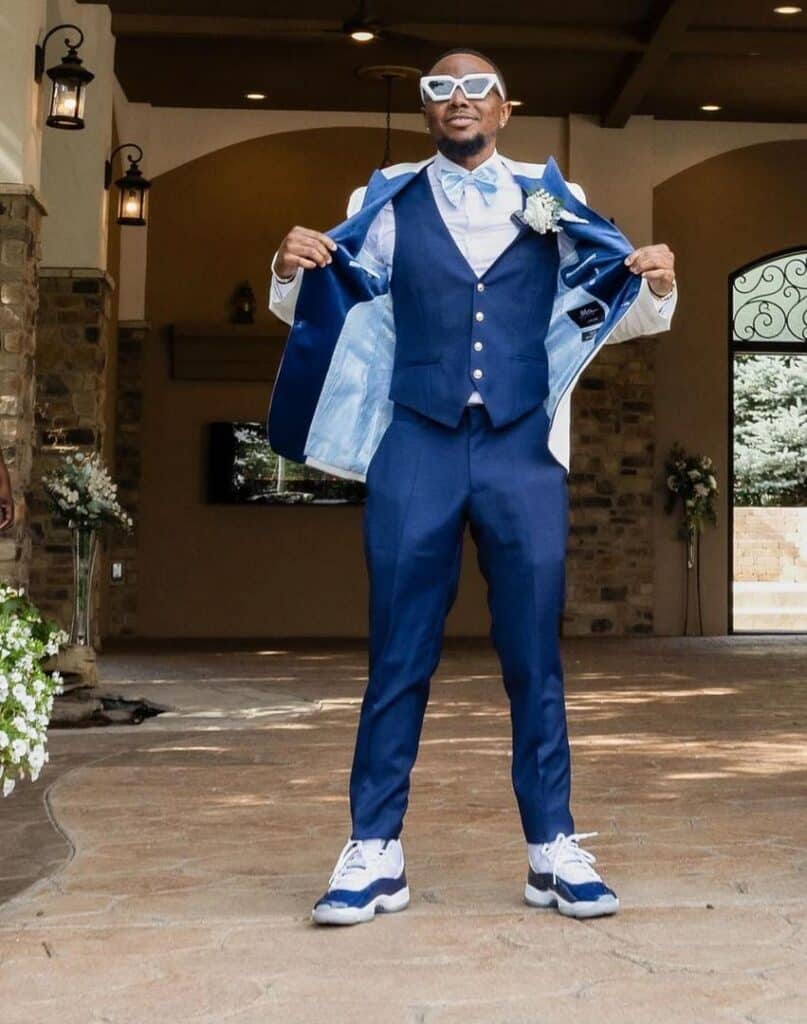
[{"xmin": 69, "ymin": 525, "xmax": 99, "ymax": 646}]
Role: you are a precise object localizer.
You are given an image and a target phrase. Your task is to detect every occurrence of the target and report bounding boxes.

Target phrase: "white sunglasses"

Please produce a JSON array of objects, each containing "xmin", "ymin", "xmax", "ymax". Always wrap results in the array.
[{"xmin": 419, "ymin": 72, "xmax": 505, "ymax": 104}]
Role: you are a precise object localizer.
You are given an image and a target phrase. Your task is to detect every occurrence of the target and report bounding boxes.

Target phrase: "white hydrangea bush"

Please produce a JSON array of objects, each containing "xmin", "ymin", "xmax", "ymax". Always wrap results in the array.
[{"xmin": 0, "ymin": 584, "xmax": 68, "ymax": 797}]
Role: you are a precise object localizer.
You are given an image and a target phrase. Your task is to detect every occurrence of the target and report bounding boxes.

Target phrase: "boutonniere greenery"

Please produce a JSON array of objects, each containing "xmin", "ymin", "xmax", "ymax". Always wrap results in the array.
[{"xmin": 512, "ymin": 188, "xmax": 565, "ymax": 235}]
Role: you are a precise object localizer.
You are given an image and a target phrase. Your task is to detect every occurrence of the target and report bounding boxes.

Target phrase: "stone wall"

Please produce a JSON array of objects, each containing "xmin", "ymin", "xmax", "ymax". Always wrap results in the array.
[
  {"xmin": 0, "ymin": 187, "xmax": 45, "ymax": 589},
  {"xmin": 734, "ymin": 507, "xmax": 807, "ymax": 584},
  {"xmin": 28, "ymin": 269, "xmax": 115, "ymax": 643},
  {"xmin": 106, "ymin": 321, "xmax": 147, "ymax": 638},
  {"xmin": 565, "ymin": 339, "xmax": 655, "ymax": 635}
]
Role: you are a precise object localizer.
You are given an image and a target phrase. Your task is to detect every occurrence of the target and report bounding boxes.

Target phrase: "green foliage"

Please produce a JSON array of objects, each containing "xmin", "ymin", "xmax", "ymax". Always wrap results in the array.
[{"xmin": 734, "ymin": 354, "xmax": 807, "ymax": 506}]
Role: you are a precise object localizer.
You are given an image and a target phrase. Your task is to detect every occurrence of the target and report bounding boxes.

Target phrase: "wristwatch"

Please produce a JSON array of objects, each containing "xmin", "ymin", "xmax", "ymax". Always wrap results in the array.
[
  {"xmin": 271, "ymin": 250, "xmax": 298, "ymax": 284},
  {"xmin": 648, "ymin": 279, "xmax": 676, "ymax": 300}
]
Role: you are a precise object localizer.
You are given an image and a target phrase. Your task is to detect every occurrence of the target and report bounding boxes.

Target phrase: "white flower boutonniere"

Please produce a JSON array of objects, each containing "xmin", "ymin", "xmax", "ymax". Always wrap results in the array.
[{"xmin": 520, "ymin": 188, "xmax": 565, "ymax": 234}]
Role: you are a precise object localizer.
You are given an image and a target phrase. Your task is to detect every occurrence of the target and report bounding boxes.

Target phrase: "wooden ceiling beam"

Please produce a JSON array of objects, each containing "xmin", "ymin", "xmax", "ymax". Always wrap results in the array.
[
  {"xmin": 109, "ymin": 15, "xmax": 643, "ymax": 52},
  {"xmin": 109, "ymin": 13, "xmax": 807, "ymax": 59},
  {"xmin": 601, "ymin": 0, "xmax": 702, "ymax": 129}
]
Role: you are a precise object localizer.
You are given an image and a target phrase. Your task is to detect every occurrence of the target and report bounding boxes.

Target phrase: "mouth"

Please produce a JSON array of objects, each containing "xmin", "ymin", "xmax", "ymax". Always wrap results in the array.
[{"xmin": 445, "ymin": 115, "xmax": 477, "ymax": 128}]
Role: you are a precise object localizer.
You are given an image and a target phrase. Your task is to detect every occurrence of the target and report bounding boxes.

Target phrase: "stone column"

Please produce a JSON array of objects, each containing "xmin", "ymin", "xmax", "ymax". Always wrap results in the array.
[
  {"xmin": 0, "ymin": 186, "xmax": 47, "ymax": 587},
  {"xmin": 565, "ymin": 341, "xmax": 656, "ymax": 635},
  {"xmin": 106, "ymin": 320, "xmax": 147, "ymax": 638},
  {"xmin": 28, "ymin": 267, "xmax": 114, "ymax": 642}
]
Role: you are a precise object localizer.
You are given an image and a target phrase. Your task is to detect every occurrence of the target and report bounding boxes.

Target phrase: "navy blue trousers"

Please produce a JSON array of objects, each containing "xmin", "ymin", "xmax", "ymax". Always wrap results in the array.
[{"xmin": 349, "ymin": 401, "xmax": 575, "ymax": 844}]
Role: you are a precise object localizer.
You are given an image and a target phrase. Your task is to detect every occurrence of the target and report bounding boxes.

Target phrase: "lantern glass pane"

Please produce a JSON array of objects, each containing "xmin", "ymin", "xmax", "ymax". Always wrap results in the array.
[{"xmin": 51, "ymin": 79, "xmax": 79, "ymax": 120}]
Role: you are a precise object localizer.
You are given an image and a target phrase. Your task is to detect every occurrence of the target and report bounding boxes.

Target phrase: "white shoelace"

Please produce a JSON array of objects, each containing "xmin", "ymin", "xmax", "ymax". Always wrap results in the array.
[
  {"xmin": 328, "ymin": 839, "xmax": 369, "ymax": 888},
  {"xmin": 545, "ymin": 831, "xmax": 600, "ymax": 884}
]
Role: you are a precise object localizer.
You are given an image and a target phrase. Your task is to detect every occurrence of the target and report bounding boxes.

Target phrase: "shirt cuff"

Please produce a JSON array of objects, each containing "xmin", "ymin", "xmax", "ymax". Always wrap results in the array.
[{"xmin": 271, "ymin": 249, "xmax": 299, "ymax": 285}]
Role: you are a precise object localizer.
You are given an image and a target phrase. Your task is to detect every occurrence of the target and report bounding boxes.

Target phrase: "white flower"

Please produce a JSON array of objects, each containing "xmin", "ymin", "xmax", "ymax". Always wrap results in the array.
[
  {"xmin": 3, "ymin": 777, "xmax": 15, "ymax": 797},
  {"xmin": 707, "ymin": 475, "xmax": 717, "ymax": 489},
  {"xmin": 687, "ymin": 469, "xmax": 701, "ymax": 480},
  {"xmin": 522, "ymin": 188, "xmax": 564, "ymax": 234},
  {"xmin": 694, "ymin": 483, "xmax": 709, "ymax": 497},
  {"xmin": 0, "ymin": 731, "xmax": 8, "ymax": 748},
  {"xmin": 666, "ymin": 475, "xmax": 678, "ymax": 491},
  {"xmin": 10, "ymin": 738, "xmax": 27, "ymax": 761}
]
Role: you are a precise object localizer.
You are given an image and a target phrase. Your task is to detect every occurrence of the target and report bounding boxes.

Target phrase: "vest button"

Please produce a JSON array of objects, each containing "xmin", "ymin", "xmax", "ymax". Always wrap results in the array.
[
  {"xmin": 472, "ymin": 368, "xmax": 483, "ymax": 380},
  {"xmin": 475, "ymin": 311, "xmax": 485, "ymax": 322},
  {"xmin": 473, "ymin": 341, "xmax": 483, "ymax": 351},
  {"xmin": 476, "ymin": 282, "xmax": 485, "ymax": 292}
]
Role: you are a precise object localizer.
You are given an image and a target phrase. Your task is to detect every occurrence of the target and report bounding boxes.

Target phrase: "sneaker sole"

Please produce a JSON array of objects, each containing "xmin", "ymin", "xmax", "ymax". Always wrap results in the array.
[
  {"xmin": 311, "ymin": 885, "xmax": 410, "ymax": 925},
  {"xmin": 524, "ymin": 881, "xmax": 619, "ymax": 919}
]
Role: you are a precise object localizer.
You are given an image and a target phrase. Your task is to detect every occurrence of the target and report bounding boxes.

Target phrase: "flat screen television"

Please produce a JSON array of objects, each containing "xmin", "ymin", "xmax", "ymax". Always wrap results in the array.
[{"xmin": 206, "ymin": 421, "xmax": 366, "ymax": 505}]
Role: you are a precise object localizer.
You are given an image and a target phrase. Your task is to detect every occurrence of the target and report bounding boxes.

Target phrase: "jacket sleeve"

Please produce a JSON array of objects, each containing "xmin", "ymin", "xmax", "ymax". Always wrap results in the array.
[
  {"xmin": 268, "ymin": 249, "xmax": 303, "ymax": 327},
  {"xmin": 607, "ymin": 276, "xmax": 678, "ymax": 344}
]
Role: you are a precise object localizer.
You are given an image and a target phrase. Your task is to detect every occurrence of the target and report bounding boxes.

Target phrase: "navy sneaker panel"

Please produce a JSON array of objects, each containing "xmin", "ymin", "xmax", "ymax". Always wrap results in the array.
[
  {"xmin": 528, "ymin": 867, "xmax": 614, "ymax": 903},
  {"xmin": 314, "ymin": 871, "xmax": 407, "ymax": 909}
]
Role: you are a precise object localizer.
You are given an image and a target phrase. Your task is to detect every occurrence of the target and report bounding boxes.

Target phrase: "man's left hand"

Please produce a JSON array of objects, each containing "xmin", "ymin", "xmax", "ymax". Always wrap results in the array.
[{"xmin": 624, "ymin": 243, "xmax": 675, "ymax": 298}]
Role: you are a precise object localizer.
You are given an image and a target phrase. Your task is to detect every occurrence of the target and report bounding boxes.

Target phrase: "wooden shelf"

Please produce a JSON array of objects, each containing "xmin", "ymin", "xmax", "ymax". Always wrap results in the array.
[{"xmin": 168, "ymin": 322, "xmax": 288, "ymax": 381}]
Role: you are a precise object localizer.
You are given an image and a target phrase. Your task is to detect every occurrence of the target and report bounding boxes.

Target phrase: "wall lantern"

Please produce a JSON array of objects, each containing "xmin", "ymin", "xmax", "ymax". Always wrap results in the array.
[
  {"xmin": 34, "ymin": 24, "xmax": 95, "ymax": 130},
  {"xmin": 104, "ymin": 144, "xmax": 151, "ymax": 227},
  {"xmin": 231, "ymin": 282, "xmax": 257, "ymax": 324}
]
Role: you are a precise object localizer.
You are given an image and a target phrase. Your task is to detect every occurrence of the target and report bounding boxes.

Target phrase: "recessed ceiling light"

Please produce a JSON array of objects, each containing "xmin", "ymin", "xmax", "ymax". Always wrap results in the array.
[
  {"xmin": 700, "ymin": 104, "xmax": 721, "ymax": 111},
  {"xmin": 773, "ymin": 5, "xmax": 802, "ymax": 13},
  {"xmin": 245, "ymin": 92, "xmax": 266, "ymax": 101},
  {"xmin": 350, "ymin": 29, "xmax": 376, "ymax": 42}
]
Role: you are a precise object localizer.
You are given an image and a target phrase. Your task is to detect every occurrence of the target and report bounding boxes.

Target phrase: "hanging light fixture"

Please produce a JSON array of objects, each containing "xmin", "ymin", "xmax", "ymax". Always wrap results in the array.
[
  {"xmin": 104, "ymin": 144, "xmax": 152, "ymax": 227},
  {"xmin": 34, "ymin": 24, "xmax": 95, "ymax": 130},
  {"xmin": 356, "ymin": 65, "xmax": 421, "ymax": 169}
]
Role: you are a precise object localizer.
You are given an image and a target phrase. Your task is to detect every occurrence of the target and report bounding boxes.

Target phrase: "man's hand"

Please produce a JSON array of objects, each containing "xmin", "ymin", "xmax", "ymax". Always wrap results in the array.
[
  {"xmin": 624, "ymin": 243, "xmax": 675, "ymax": 297},
  {"xmin": 275, "ymin": 226, "xmax": 337, "ymax": 279}
]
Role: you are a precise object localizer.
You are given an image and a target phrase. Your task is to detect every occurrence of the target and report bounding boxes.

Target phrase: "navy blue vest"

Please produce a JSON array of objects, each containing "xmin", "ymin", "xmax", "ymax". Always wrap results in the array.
[{"xmin": 388, "ymin": 168, "xmax": 560, "ymax": 429}]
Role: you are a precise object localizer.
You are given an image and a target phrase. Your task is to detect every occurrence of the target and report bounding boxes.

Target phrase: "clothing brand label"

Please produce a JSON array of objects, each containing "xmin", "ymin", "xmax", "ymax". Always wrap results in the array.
[{"xmin": 566, "ymin": 300, "xmax": 605, "ymax": 329}]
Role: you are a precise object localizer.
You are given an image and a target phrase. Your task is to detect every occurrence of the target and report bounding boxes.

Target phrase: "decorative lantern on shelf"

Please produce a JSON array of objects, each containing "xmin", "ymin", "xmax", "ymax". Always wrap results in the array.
[
  {"xmin": 104, "ymin": 144, "xmax": 152, "ymax": 226},
  {"xmin": 34, "ymin": 24, "xmax": 95, "ymax": 130},
  {"xmin": 231, "ymin": 282, "xmax": 257, "ymax": 324}
]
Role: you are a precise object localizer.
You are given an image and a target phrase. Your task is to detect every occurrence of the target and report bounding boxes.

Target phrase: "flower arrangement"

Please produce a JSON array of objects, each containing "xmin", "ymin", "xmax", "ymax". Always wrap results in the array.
[
  {"xmin": 664, "ymin": 442, "xmax": 719, "ymax": 542},
  {"xmin": 42, "ymin": 451, "xmax": 133, "ymax": 531},
  {"xmin": 0, "ymin": 584, "xmax": 68, "ymax": 797},
  {"xmin": 41, "ymin": 451, "xmax": 132, "ymax": 647},
  {"xmin": 664, "ymin": 443, "xmax": 719, "ymax": 635}
]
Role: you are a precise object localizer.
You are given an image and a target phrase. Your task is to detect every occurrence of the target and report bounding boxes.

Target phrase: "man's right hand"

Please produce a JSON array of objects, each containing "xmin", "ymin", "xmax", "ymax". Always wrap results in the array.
[{"xmin": 275, "ymin": 226, "xmax": 337, "ymax": 278}]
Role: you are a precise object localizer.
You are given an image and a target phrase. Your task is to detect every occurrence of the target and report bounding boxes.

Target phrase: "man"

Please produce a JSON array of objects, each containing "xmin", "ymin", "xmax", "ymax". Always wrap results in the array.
[{"xmin": 268, "ymin": 48, "xmax": 677, "ymax": 925}]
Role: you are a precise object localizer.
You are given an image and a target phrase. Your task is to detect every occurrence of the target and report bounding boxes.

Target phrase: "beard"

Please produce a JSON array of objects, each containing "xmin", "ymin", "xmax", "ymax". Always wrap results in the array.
[{"xmin": 437, "ymin": 129, "xmax": 490, "ymax": 163}]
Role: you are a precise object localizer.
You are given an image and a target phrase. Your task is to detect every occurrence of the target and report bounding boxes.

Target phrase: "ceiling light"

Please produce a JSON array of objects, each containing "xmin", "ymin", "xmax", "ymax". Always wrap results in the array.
[
  {"xmin": 773, "ymin": 6, "xmax": 802, "ymax": 13},
  {"xmin": 245, "ymin": 92, "xmax": 266, "ymax": 100},
  {"xmin": 350, "ymin": 29, "xmax": 376, "ymax": 41},
  {"xmin": 700, "ymin": 104, "xmax": 721, "ymax": 111}
]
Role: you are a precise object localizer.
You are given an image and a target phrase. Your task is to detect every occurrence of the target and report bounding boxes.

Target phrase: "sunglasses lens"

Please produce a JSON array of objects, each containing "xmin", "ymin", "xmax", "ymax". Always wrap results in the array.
[
  {"xmin": 423, "ymin": 77, "xmax": 455, "ymax": 99},
  {"xmin": 461, "ymin": 75, "xmax": 494, "ymax": 97}
]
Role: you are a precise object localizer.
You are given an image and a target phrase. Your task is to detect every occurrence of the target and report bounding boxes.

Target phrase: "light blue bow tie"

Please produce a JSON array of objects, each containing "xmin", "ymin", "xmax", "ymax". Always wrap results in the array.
[{"xmin": 439, "ymin": 163, "xmax": 499, "ymax": 207}]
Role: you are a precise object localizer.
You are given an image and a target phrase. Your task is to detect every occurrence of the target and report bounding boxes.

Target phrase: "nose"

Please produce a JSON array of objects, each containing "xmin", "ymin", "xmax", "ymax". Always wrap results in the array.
[{"xmin": 447, "ymin": 86, "xmax": 470, "ymax": 108}]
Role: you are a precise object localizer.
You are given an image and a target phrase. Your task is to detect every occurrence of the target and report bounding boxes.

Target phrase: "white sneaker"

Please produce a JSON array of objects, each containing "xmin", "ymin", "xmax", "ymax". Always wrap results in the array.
[
  {"xmin": 524, "ymin": 831, "xmax": 619, "ymax": 919},
  {"xmin": 311, "ymin": 837, "xmax": 410, "ymax": 925}
]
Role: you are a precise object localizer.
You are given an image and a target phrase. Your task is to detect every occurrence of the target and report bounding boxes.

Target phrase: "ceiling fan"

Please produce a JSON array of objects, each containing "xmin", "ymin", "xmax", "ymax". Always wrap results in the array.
[{"xmin": 292, "ymin": 1, "xmax": 432, "ymax": 45}]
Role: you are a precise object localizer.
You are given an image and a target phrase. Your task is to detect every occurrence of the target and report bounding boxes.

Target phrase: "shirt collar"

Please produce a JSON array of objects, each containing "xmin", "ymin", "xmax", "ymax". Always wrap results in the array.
[{"xmin": 433, "ymin": 147, "xmax": 503, "ymax": 177}]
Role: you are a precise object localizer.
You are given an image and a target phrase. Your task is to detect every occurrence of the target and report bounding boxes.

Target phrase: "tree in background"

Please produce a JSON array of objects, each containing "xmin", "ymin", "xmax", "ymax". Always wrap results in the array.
[{"xmin": 734, "ymin": 354, "xmax": 807, "ymax": 506}]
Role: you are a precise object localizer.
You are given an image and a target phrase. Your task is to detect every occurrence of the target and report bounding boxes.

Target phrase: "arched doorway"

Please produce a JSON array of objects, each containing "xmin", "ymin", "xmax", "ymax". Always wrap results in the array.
[{"xmin": 729, "ymin": 247, "xmax": 807, "ymax": 632}]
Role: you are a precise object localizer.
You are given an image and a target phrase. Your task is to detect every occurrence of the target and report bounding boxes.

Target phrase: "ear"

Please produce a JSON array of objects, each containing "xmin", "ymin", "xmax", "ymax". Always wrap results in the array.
[{"xmin": 498, "ymin": 100, "xmax": 513, "ymax": 129}]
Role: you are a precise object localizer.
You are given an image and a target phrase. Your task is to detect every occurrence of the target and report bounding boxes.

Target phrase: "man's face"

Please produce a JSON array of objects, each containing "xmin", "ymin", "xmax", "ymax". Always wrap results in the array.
[{"xmin": 421, "ymin": 53, "xmax": 512, "ymax": 160}]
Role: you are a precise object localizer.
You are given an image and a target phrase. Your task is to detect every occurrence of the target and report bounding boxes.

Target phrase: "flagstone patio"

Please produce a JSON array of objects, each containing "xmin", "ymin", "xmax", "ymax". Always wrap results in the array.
[{"xmin": 1, "ymin": 636, "xmax": 805, "ymax": 1024}]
